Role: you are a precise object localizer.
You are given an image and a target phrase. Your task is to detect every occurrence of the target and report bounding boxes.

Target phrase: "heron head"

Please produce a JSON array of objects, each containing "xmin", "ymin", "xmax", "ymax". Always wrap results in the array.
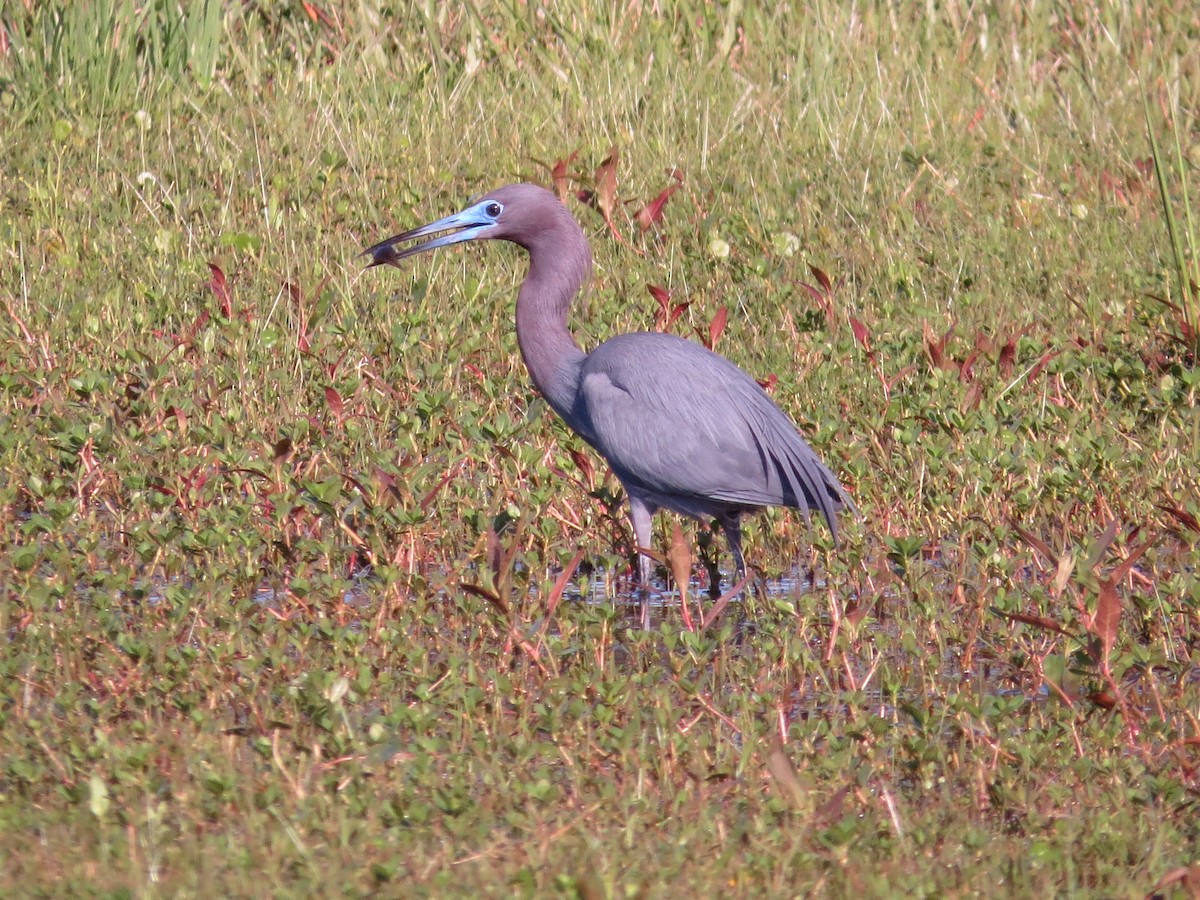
[
  {"xmin": 362, "ymin": 196, "xmax": 503, "ymax": 268},
  {"xmin": 363, "ymin": 184, "xmax": 569, "ymax": 267}
]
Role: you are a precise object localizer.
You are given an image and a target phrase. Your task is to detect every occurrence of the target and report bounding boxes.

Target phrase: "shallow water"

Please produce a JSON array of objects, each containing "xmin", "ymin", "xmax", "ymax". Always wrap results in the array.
[{"xmin": 112, "ymin": 558, "xmax": 1200, "ymax": 718}]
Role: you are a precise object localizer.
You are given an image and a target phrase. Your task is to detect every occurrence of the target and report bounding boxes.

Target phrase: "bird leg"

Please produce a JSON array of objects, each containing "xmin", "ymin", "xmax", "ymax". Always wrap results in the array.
[
  {"xmin": 627, "ymin": 493, "xmax": 657, "ymax": 629},
  {"xmin": 721, "ymin": 515, "xmax": 747, "ymax": 582},
  {"xmin": 698, "ymin": 525, "xmax": 724, "ymax": 601},
  {"xmin": 718, "ymin": 512, "xmax": 762, "ymax": 598},
  {"xmin": 635, "ymin": 551, "xmax": 654, "ymax": 629}
]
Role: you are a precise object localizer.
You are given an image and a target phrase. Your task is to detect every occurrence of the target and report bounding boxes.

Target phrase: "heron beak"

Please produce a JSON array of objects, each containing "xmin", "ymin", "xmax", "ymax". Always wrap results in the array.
[{"xmin": 362, "ymin": 205, "xmax": 493, "ymax": 268}]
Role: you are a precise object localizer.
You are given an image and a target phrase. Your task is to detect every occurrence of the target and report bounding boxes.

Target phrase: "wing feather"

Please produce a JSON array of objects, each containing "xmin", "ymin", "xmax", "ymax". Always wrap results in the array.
[{"xmin": 576, "ymin": 332, "xmax": 849, "ymax": 533}]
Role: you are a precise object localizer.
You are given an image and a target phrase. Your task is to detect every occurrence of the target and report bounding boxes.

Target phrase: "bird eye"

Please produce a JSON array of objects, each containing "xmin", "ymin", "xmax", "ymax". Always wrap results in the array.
[{"xmin": 485, "ymin": 202, "xmax": 502, "ymax": 217}]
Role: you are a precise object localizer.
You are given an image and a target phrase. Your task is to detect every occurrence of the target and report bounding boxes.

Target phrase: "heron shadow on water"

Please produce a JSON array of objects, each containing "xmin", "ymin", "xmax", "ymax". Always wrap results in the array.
[{"xmin": 363, "ymin": 183, "xmax": 856, "ymax": 627}]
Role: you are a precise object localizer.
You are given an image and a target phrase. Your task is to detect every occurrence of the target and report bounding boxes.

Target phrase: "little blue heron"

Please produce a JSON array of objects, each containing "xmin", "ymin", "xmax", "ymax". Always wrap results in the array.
[{"xmin": 364, "ymin": 183, "xmax": 853, "ymax": 622}]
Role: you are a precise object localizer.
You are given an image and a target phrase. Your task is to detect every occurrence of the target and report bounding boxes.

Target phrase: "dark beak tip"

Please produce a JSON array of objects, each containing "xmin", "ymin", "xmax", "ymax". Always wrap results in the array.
[{"xmin": 362, "ymin": 243, "xmax": 399, "ymax": 269}]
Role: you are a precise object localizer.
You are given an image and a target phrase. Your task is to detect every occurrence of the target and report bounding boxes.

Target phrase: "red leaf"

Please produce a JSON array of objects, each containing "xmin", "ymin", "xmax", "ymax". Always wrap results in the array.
[
  {"xmin": 325, "ymin": 386, "xmax": 344, "ymax": 420},
  {"xmin": 649, "ymin": 284, "xmax": 673, "ymax": 331},
  {"xmin": 808, "ymin": 263, "xmax": 833, "ymax": 294},
  {"xmin": 1157, "ymin": 502, "xmax": 1200, "ymax": 535},
  {"xmin": 594, "ymin": 146, "xmax": 620, "ymax": 236},
  {"xmin": 708, "ymin": 306, "xmax": 728, "ymax": 349},
  {"xmin": 648, "ymin": 285, "xmax": 692, "ymax": 331},
  {"xmin": 798, "ymin": 282, "xmax": 828, "ymax": 305},
  {"xmin": 373, "ymin": 466, "xmax": 400, "ymax": 494},
  {"xmin": 635, "ymin": 177, "xmax": 681, "ymax": 233},
  {"xmin": 648, "ymin": 284, "xmax": 671, "ymax": 311},
  {"xmin": 757, "ymin": 373, "xmax": 778, "ymax": 392},
  {"xmin": 541, "ymin": 549, "xmax": 585, "ymax": 624},
  {"xmin": 459, "ymin": 581, "xmax": 508, "ymax": 615},
  {"xmin": 849, "ymin": 315, "xmax": 871, "ymax": 350},
  {"xmin": 960, "ymin": 381, "xmax": 979, "ymax": 412},
  {"xmin": 1092, "ymin": 579, "xmax": 1121, "ymax": 666},
  {"xmin": 993, "ymin": 610, "xmax": 1074, "ymax": 637},
  {"xmin": 922, "ymin": 320, "xmax": 954, "ymax": 369},
  {"xmin": 418, "ymin": 467, "xmax": 458, "ymax": 513},
  {"xmin": 551, "ymin": 150, "xmax": 578, "ymax": 204},
  {"xmin": 208, "ymin": 263, "xmax": 232, "ymax": 318},
  {"xmin": 958, "ymin": 348, "xmax": 981, "ymax": 383},
  {"xmin": 1084, "ymin": 518, "xmax": 1120, "ymax": 571},
  {"xmin": 886, "ymin": 364, "xmax": 918, "ymax": 393},
  {"xmin": 1090, "ymin": 533, "xmax": 1156, "ymax": 670},
  {"xmin": 1012, "ymin": 523, "xmax": 1057, "ymax": 565},
  {"xmin": 1108, "ymin": 536, "xmax": 1155, "ymax": 584},
  {"xmin": 302, "ymin": 2, "xmax": 334, "ymax": 26},
  {"xmin": 286, "ymin": 278, "xmax": 325, "ymax": 353},
  {"xmin": 999, "ymin": 324, "xmax": 1034, "ymax": 378},
  {"xmin": 668, "ymin": 522, "xmax": 694, "ymax": 631},
  {"xmin": 1026, "ymin": 349, "xmax": 1061, "ymax": 382},
  {"xmin": 569, "ymin": 448, "xmax": 595, "ymax": 489}
]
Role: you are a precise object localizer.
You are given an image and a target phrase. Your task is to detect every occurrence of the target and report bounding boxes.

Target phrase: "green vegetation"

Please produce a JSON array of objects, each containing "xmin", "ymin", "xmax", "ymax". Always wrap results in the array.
[{"xmin": 2, "ymin": 1, "xmax": 1198, "ymax": 895}]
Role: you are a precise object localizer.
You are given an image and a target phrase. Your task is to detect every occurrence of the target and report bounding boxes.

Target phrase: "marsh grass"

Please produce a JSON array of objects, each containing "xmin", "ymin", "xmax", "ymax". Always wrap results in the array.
[
  {"xmin": 2, "ymin": 0, "xmax": 223, "ymax": 107},
  {"xmin": 1146, "ymin": 90, "xmax": 1200, "ymax": 359},
  {"xmin": 1, "ymin": 1, "xmax": 1199, "ymax": 896}
]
